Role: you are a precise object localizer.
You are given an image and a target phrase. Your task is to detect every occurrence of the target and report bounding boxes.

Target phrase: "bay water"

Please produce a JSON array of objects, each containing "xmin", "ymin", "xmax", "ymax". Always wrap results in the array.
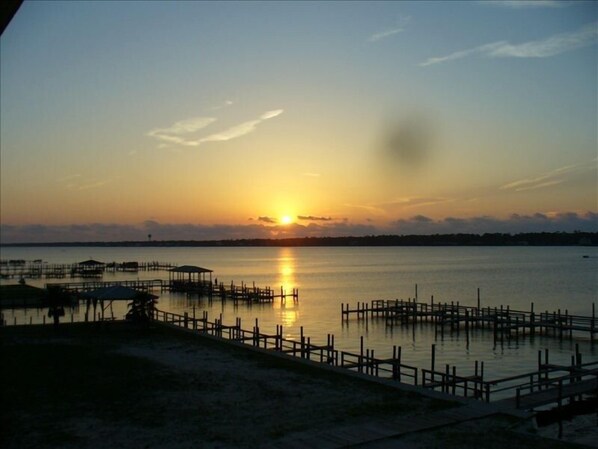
[{"xmin": 2, "ymin": 246, "xmax": 597, "ymax": 389}]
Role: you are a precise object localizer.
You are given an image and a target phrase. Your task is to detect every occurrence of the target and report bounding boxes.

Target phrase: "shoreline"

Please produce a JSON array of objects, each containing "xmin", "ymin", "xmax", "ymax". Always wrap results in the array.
[{"xmin": 1, "ymin": 231, "xmax": 597, "ymax": 247}]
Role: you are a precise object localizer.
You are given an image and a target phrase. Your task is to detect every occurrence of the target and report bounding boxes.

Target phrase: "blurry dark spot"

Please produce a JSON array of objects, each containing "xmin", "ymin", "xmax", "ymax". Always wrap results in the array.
[{"xmin": 381, "ymin": 115, "xmax": 436, "ymax": 167}]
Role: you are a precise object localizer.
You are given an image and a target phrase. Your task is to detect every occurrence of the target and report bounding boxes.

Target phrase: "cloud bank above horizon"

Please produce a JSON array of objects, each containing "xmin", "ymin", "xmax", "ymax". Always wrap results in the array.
[{"xmin": 1, "ymin": 212, "xmax": 595, "ymax": 244}]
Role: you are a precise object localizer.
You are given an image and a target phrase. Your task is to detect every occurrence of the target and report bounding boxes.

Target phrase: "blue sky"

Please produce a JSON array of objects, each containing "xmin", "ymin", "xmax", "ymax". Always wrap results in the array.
[{"xmin": 1, "ymin": 1, "xmax": 596, "ymax": 242}]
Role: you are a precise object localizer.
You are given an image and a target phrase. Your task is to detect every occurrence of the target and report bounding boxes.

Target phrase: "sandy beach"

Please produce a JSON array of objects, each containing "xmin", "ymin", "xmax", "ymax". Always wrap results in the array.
[{"xmin": 1, "ymin": 322, "xmax": 595, "ymax": 449}]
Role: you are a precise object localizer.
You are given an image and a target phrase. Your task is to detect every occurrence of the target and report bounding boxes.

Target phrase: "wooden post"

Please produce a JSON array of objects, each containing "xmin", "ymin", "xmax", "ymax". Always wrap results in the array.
[
  {"xmin": 255, "ymin": 318, "xmax": 260, "ymax": 347},
  {"xmin": 465, "ymin": 310, "xmax": 470, "ymax": 346},
  {"xmin": 592, "ymin": 303, "xmax": 595, "ymax": 343},
  {"xmin": 452, "ymin": 366, "xmax": 457, "ymax": 395},
  {"xmin": 431, "ymin": 344, "xmax": 436, "ymax": 386},
  {"xmin": 360, "ymin": 336, "xmax": 364, "ymax": 373},
  {"xmin": 301, "ymin": 326, "xmax": 305, "ymax": 358}
]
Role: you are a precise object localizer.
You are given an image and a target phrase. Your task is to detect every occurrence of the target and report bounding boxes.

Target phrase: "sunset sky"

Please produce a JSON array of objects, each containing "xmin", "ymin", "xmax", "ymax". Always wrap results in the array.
[{"xmin": 1, "ymin": 1, "xmax": 596, "ymax": 243}]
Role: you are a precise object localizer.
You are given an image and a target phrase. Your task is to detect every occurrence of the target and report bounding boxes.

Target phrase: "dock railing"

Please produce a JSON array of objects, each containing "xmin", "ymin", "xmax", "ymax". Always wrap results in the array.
[{"xmin": 152, "ymin": 308, "xmax": 418, "ymax": 387}]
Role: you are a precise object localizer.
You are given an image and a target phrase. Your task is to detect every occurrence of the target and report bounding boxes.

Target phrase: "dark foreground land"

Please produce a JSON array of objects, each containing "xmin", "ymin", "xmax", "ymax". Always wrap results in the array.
[{"xmin": 0, "ymin": 323, "xmax": 592, "ymax": 449}]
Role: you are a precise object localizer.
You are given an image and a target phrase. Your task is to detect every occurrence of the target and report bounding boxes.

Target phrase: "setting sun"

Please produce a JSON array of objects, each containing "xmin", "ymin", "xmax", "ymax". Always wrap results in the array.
[{"xmin": 281, "ymin": 215, "xmax": 293, "ymax": 225}]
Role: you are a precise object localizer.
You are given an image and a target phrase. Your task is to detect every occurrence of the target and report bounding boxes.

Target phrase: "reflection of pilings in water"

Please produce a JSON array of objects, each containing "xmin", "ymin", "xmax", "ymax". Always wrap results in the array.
[
  {"xmin": 341, "ymin": 291, "xmax": 597, "ymax": 343},
  {"xmin": 177, "ymin": 279, "xmax": 299, "ymax": 305}
]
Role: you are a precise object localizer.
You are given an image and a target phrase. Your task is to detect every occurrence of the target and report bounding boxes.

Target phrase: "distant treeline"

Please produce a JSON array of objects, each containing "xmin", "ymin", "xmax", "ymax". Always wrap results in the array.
[{"xmin": 2, "ymin": 232, "xmax": 597, "ymax": 247}]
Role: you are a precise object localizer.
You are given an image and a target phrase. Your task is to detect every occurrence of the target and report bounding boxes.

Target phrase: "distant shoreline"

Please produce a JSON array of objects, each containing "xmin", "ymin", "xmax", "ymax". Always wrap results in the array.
[{"xmin": 1, "ymin": 232, "xmax": 596, "ymax": 247}]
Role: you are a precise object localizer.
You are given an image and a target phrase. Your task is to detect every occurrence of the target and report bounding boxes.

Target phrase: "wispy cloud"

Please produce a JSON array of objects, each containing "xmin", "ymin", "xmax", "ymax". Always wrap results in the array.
[
  {"xmin": 302, "ymin": 172, "xmax": 321, "ymax": 178},
  {"xmin": 198, "ymin": 109, "xmax": 283, "ymax": 145},
  {"xmin": 344, "ymin": 203, "xmax": 388, "ymax": 215},
  {"xmin": 480, "ymin": 1, "xmax": 569, "ymax": 9},
  {"xmin": 500, "ymin": 164, "xmax": 582, "ymax": 192},
  {"xmin": 77, "ymin": 179, "xmax": 112, "ymax": 191},
  {"xmin": 57, "ymin": 174, "xmax": 82, "ymax": 182},
  {"xmin": 297, "ymin": 215, "xmax": 333, "ymax": 221},
  {"xmin": 147, "ymin": 109, "xmax": 283, "ymax": 148},
  {"xmin": 58, "ymin": 174, "xmax": 111, "ymax": 191},
  {"xmin": 211, "ymin": 99, "xmax": 234, "ymax": 110},
  {"xmin": 382, "ymin": 197, "xmax": 451, "ymax": 209},
  {"xmin": 421, "ymin": 22, "xmax": 597, "ymax": 66},
  {"xmin": 368, "ymin": 16, "xmax": 411, "ymax": 42},
  {"xmin": 147, "ymin": 117, "xmax": 216, "ymax": 146},
  {"xmin": 257, "ymin": 216, "xmax": 277, "ymax": 224}
]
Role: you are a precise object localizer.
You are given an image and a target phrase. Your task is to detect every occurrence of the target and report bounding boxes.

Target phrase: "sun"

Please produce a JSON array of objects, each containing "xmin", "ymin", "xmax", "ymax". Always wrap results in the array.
[{"xmin": 280, "ymin": 215, "xmax": 293, "ymax": 225}]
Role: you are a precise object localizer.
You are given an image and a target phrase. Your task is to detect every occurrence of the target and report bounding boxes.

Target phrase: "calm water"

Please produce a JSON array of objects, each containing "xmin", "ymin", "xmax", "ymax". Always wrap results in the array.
[{"xmin": 2, "ymin": 246, "xmax": 597, "ymax": 385}]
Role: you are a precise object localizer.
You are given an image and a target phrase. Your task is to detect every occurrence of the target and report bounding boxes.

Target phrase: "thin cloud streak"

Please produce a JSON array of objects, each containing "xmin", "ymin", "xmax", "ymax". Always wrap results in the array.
[
  {"xmin": 297, "ymin": 215, "xmax": 333, "ymax": 221},
  {"xmin": 198, "ymin": 109, "xmax": 283, "ymax": 145},
  {"xmin": 480, "ymin": 1, "xmax": 569, "ymax": 8},
  {"xmin": 58, "ymin": 174, "xmax": 82, "ymax": 182},
  {"xmin": 147, "ymin": 109, "xmax": 283, "ymax": 148},
  {"xmin": 381, "ymin": 197, "xmax": 451, "ymax": 209},
  {"xmin": 77, "ymin": 179, "xmax": 112, "ymax": 191},
  {"xmin": 421, "ymin": 22, "xmax": 597, "ymax": 66},
  {"xmin": 147, "ymin": 117, "xmax": 216, "ymax": 146},
  {"xmin": 500, "ymin": 164, "xmax": 583, "ymax": 192},
  {"xmin": 368, "ymin": 16, "xmax": 411, "ymax": 42}
]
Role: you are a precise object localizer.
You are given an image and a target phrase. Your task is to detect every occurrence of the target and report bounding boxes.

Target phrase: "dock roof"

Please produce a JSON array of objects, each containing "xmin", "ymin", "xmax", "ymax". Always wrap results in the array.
[
  {"xmin": 169, "ymin": 265, "xmax": 213, "ymax": 273},
  {"xmin": 78, "ymin": 259, "xmax": 105, "ymax": 266}
]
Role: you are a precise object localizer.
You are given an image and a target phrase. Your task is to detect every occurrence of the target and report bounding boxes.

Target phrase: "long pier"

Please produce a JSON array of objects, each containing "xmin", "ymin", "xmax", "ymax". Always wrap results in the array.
[
  {"xmin": 46, "ymin": 279, "xmax": 165, "ymax": 292},
  {"xmin": 341, "ymin": 297, "xmax": 597, "ymax": 343},
  {"xmin": 1, "ymin": 260, "xmax": 177, "ymax": 279},
  {"xmin": 43, "ymin": 279, "xmax": 299, "ymax": 304}
]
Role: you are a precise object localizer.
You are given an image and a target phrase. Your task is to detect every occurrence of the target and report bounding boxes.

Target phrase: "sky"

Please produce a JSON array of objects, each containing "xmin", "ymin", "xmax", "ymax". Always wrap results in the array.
[{"xmin": 1, "ymin": 0, "xmax": 597, "ymax": 243}]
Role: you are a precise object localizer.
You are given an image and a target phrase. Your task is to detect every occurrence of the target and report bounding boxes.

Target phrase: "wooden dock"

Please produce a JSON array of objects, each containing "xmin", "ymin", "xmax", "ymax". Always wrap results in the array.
[
  {"xmin": 43, "ymin": 278, "xmax": 299, "ymax": 304},
  {"xmin": 3, "ymin": 306, "xmax": 595, "ymax": 417},
  {"xmin": 1, "ymin": 260, "xmax": 177, "ymax": 279},
  {"xmin": 150, "ymin": 309, "xmax": 596, "ymax": 411},
  {"xmin": 169, "ymin": 279, "xmax": 299, "ymax": 304},
  {"xmin": 46, "ymin": 279, "xmax": 165, "ymax": 293},
  {"xmin": 341, "ymin": 297, "xmax": 597, "ymax": 343}
]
